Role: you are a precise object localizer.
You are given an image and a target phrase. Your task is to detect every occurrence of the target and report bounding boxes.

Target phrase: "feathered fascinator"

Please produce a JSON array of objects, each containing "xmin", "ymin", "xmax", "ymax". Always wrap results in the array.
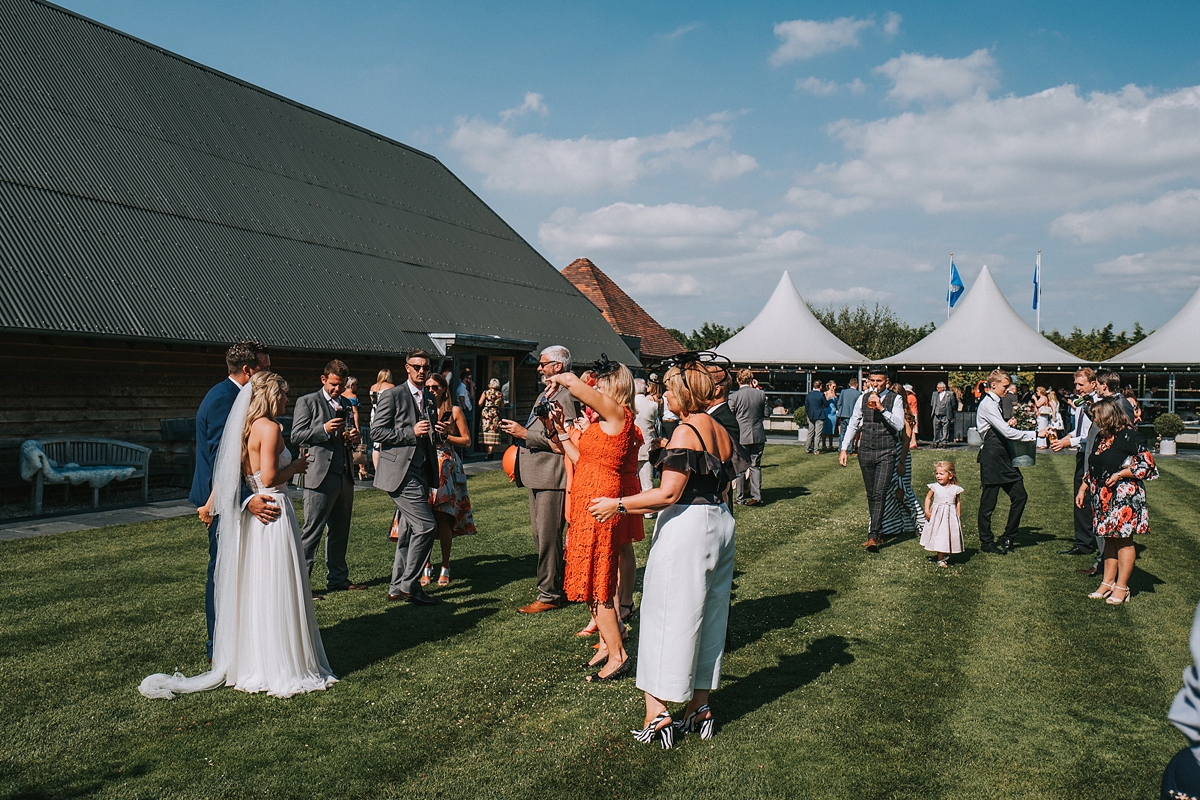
[{"xmin": 656, "ymin": 350, "xmax": 732, "ymax": 386}]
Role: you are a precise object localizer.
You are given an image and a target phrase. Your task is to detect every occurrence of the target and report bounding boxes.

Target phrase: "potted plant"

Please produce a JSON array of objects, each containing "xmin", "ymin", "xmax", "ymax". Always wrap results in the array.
[
  {"xmin": 1155, "ymin": 412, "xmax": 1185, "ymax": 456},
  {"xmin": 793, "ymin": 407, "xmax": 808, "ymax": 442},
  {"xmin": 1010, "ymin": 402, "xmax": 1038, "ymax": 467}
]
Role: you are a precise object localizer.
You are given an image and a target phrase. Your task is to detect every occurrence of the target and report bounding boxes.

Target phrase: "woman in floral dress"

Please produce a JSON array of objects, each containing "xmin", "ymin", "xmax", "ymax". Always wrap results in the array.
[
  {"xmin": 1076, "ymin": 397, "xmax": 1158, "ymax": 605},
  {"xmin": 423, "ymin": 373, "xmax": 476, "ymax": 587},
  {"xmin": 478, "ymin": 378, "xmax": 504, "ymax": 459}
]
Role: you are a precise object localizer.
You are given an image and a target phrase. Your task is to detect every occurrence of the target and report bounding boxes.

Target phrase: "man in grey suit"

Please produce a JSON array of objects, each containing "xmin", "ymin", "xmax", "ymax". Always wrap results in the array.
[
  {"xmin": 728, "ymin": 369, "xmax": 770, "ymax": 505},
  {"xmin": 500, "ymin": 345, "xmax": 579, "ymax": 614},
  {"xmin": 930, "ymin": 381, "xmax": 956, "ymax": 447},
  {"xmin": 836, "ymin": 378, "xmax": 863, "ymax": 455},
  {"xmin": 372, "ymin": 349, "xmax": 441, "ymax": 606},
  {"xmin": 290, "ymin": 359, "xmax": 367, "ymax": 597}
]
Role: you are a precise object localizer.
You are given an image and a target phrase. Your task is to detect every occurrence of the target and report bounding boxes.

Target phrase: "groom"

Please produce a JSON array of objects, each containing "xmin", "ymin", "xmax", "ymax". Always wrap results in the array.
[
  {"xmin": 373, "ymin": 349, "xmax": 440, "ymax": 606},
  {"xmin": 192, "ymin": 340, "xmax": 280, "ymax": 659}
]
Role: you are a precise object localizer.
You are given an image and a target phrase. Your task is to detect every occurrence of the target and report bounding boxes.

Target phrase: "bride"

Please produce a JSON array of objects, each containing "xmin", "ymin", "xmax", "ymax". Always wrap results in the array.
[{"xmin": 141, "ymin": 372, "xmax": 338, "ymax": 699}]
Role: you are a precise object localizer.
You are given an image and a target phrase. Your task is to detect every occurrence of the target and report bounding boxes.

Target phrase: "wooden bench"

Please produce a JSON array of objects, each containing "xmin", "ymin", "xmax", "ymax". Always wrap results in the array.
[{"xmin": 21, "ymin": 437, "xmax": 151, "ymax": 515}]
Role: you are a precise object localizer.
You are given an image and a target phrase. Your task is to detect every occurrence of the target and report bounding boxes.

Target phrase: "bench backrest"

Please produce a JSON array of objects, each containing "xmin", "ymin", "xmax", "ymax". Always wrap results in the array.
[{"xmin": 38, "ymin": 437, "xmax": 150, "ymax": 469}]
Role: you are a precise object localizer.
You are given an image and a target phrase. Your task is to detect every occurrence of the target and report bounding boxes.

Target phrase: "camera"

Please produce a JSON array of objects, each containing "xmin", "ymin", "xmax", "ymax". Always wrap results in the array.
[{"xmin": 533, "ymin": 398, "xmax": 555, "ymax": 418}]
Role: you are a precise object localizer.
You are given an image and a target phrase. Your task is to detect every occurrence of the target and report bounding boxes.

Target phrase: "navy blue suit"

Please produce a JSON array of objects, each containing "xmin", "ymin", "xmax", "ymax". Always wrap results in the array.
[{"xmin": 192, "ymin": 378, "xmax": 241, "ymax": 659}]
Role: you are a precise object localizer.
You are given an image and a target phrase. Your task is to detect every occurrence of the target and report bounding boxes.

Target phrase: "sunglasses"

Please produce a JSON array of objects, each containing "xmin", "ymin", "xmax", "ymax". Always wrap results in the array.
[{"xmin": 407, "ymin": 363, "xmax": 430, "ymax": 372}]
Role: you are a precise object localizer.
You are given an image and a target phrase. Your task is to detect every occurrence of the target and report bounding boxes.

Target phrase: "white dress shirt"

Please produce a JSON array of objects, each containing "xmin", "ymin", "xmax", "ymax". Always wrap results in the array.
[
  {"xmin": 976, "ymin": 391, "xmax": 1036, "ymax": 441},
  {"xmin": 321, "ymin": 388, "xmax": 342, "ymax": 411},
  {"xmin": 839, "ymin": 391, "xmax": 905, "ymax": 451}
]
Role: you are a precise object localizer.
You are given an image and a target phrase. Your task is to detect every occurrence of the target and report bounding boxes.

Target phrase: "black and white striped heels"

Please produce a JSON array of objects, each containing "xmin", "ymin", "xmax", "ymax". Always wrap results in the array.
[
  {"xmin": 674, "ymin": 704, "xmax": 715, "ymax": 740},
  {"xmin": 631, "ymin": 711, "xmax": 675, "ymax": 749}
]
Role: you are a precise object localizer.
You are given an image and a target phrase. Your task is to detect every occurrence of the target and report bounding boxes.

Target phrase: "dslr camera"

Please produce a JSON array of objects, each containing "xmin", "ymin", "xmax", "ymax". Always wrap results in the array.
[{"xmin": 533, "ymin": 398, "xmax": 555, "ymax": 418}]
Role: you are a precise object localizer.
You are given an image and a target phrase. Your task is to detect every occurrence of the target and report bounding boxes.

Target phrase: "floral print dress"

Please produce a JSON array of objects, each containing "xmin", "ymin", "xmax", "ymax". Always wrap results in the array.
[
  {"xmin": 1085, "ymin": 426, "xmax": 1158, "ymax": 538},
  {"xmin": 480, "ymin": 388, "xmax": 504, "ymax": 446}
]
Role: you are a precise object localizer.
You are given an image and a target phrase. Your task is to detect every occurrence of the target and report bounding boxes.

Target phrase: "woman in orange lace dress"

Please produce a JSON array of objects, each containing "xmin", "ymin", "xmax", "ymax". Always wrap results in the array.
[{"xmin": 545, "ymin": 358, "xmax": 640, "ymax": 682}]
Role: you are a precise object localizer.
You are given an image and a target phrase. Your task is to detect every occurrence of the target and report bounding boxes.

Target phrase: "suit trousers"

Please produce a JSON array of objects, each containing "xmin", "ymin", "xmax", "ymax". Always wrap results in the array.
[
  {"xmin": 807, "ymin": 419, "xmax": 825, "ymax": 453},
  {"xmin": 1072, "ymin": 452, "xmax": 1097, "ymax": 552},
  {"xmin": 837, "ymin": 418, "xmax": 854, "ymax": 453},
  {"xmin": 205, "ymin": 516, "xmax": 219, "ymax": 659},
  {"xmin": 932, "ymin": 415, "xmax": 951, "ymax": 445},
  {"xmin": 858, "ymin": 447, "xmax": 895, "ymax": 540},
  {"xmin": 529, "ymin": 488, "xmax": 566, "ymax": 603},
  {"xmin": 736, "ymin": 442, "xmax": 765, "ymax": 503},
  {"xmin": 301, "ymin": 469, "xmax": 355, "ymax": 588},
  {"xmin": 389, "ymin": 471, "xmax": 437, "ymax": 595},
  {"xmin": 978, "ymin": 478, "xmax": 1028, "ymax": 546}
]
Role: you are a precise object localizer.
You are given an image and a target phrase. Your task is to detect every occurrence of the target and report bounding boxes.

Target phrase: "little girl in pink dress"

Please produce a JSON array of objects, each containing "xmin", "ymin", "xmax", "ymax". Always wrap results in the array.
[{"xmin": 922, "ymin": 461, "xmax": 964, "ymax": 567}]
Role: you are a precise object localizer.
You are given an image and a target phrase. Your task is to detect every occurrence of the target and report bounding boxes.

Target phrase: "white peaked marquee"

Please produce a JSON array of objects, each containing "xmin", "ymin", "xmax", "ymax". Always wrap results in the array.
[
  {"xmin": 1109, "ymin": 285, "xmax": 1200, "ymax": 367},
  {"xmin": 713, "ymin": 271, "xmax": 868, "ymax": 365},
  {"xmin": 883, "ymin": 265, "xmax": 1080, "ymax": 367}
]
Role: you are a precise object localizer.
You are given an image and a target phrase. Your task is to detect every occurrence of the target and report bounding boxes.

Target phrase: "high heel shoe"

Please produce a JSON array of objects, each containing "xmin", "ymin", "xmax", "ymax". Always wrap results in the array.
[
  {"xmin": 420, "ymin": 564, "xmax": 432, "ymax": 587},
  {"xmin": 585, "ymin": 656, "xmax": 632, "ymax": 683},
  {"xmin": 576, "ymin": 619, "xmax": 599, "ymax": 637},
  {"xmin": 582, "ymin": 653, "xmax": 608, "ymax": 670},
  {"xmin": 620, "ymin": 603, "xmax": 638, "ymax": 624},
  {"xmin": 1088, "ymin": 582, "xmax": 1114, "ymax": 600},
  {"xmin": 1107, "ymin": 585, "xmax": 1131, "ymax": 604},
  {"xmin": 438, "ymin": 567, "xmax": 450, "ymax": 587},
  {"xmin": 631, "ymin": 711, "xmax": 675, "ymax": 749},
  {"xmin": 674, "ymin": 703, "xmax": 715, "ymax": 740}
]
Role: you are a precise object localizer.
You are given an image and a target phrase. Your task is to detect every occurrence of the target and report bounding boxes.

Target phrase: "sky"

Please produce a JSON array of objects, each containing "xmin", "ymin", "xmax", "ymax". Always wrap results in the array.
[{"xmin": 55, "ymin": 0, "xmax": 1200, "ymax": 335}]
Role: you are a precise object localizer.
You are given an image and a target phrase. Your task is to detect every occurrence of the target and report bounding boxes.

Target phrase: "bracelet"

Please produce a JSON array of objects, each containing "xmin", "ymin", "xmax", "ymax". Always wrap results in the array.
[
  {"xmin": 557, "ymin": 431, "xmax": 571, "ymax": 441},
  {"xmin": 617, "ymin": 498, "xmax": 626, "ymax": 515}
]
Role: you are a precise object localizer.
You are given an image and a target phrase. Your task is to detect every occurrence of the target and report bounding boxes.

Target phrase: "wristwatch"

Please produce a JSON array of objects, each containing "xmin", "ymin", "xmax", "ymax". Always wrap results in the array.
[
  {"xmin": 557, "ymin": 431, "xmax": 571, "ymax": 441},
  {"xmin": 617, "ymin": 498, "xmax": 626, "ymax": 515}
]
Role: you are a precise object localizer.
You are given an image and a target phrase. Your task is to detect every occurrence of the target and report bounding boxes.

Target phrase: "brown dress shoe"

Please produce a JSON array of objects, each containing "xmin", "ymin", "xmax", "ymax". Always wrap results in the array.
[
  {"xmin": 861, "ymin": 537, "xmax": 881, "ymax": 552},
  {"xmin": 518, "ymin": 600, "xmax": 564, "ymax": 614}
]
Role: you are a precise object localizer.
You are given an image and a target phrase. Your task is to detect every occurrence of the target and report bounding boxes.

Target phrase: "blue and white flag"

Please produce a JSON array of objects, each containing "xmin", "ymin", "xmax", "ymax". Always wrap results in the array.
[
  {"xmin": 1032, "ymin": 252, "xmax": 1041, "ymax": 310},
  {"xmin": 947, "ymin": 261, "xmax": 965, "ymax": 307}
]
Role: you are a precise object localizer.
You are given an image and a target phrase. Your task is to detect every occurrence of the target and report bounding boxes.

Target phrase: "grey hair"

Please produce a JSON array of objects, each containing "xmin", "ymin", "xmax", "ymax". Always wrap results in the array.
[
  {"xmin": 937, "ymin": 381, "xmax": 946, "ymax": 389},
  {"xmin": 540, "ymin": 345, "xmax": 572, "ymax": 372},
  {"xmin": 633, "ymin": 378, "xmax": 647, "ymax": 394}
]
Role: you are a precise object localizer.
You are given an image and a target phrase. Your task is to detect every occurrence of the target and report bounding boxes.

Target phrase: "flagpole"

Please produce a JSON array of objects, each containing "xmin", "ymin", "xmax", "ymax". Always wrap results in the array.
[
  {"xmin": 1036, "ymin": 250, "xmax": 1042, "ymax": 333},
  {"xmin": 947, "ymin": 252, "xmax": 953, "ymax": 320}
]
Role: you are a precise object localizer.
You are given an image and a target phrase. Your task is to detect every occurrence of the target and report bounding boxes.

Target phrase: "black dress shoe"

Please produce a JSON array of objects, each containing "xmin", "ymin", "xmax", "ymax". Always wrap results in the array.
[
  {"xmin": 1058, "ymin": 546, "xmax": 1095, "ymax": 556},
  {"xmin": 980, "ymin": 543, "xmax": 1007, "ymax": 555},
  {"xmin": 387, "ymin": 589, "xmax": 439, "ymax": 605},
  {"xmin": 999, "ymin": 537, "xmax": 1016, "ymax": 552}
]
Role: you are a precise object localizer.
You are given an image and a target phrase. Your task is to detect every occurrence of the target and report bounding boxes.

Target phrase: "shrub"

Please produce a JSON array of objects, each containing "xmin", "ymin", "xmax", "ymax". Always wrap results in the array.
[
  {"xmin": 793, "ymin": 408, "xmax": 808, "ymax": 427},
  {"xmin": 1154, "ymin": 412, "xmax": 1185, "ymax": 439}
]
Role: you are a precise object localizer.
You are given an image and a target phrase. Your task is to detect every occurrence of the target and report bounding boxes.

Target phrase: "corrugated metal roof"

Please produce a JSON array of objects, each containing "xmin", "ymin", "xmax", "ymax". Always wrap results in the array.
[{"xmin": 0, "ymin": 0, "xmax": 636, "ymax": 362}]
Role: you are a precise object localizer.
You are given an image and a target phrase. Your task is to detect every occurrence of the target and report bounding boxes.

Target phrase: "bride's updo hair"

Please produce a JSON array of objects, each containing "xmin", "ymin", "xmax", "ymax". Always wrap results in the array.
[
  {"xmin": 242, "ymin": 371, "xmax": 289, "ymax": 466},
  {"xmin": 663, "ymin": 363, "xmax": 715, "ymax": 416}
]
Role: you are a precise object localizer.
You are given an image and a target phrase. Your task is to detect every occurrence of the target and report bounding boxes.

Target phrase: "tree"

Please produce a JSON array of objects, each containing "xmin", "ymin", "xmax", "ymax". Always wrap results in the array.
[
  {"xmin": 1044, "ymin": 323, "xmax": 1149, "ymax": 362},
  {"xmin": 807, "ymin": 302, "xmax": 936, "ymax": 361},
  {"xmin": 667, "ymin": 322, "xmax": 744, "ymax": 351}
]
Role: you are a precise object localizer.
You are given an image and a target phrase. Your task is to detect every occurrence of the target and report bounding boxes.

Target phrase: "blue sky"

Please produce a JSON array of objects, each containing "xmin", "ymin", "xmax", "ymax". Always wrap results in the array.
[{"xmin": 57, "ymin": 0, "xmax": 1200, "ymax": 334}]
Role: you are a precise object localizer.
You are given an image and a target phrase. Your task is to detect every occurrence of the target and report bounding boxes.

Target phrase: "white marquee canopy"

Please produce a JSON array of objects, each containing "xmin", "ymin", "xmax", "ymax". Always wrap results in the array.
[
  {"xmin": 883, "ymin": 265, "xmax": 1080, "ymax": 368},
  {"xmin": 713, "ymin": 271, "xmax": 868, "ymax": 365},
  {"xmin": 1108, "ymin": 285, "xmax": 1200, "ymax": 367}
]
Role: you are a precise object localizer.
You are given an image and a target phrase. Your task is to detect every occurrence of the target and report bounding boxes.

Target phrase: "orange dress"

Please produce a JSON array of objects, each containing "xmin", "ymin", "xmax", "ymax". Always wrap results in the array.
[{"xmin": 564, "ymin": 411, "xmax": 640, "ymax": 604}]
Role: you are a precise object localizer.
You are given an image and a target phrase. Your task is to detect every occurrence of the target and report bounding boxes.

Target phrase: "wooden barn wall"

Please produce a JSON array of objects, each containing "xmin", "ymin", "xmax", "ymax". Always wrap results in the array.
[{"xmin": 0, "ymin": 333, "xmax": 408, "ymax": 507}]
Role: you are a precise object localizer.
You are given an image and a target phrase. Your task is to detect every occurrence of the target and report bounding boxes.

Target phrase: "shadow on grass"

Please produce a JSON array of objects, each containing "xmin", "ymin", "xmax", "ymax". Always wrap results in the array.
[
  {"xmin": 760, "ymin": 485, "xmax": 811, "ymax": 504},
  {"xmin": 1129, "ymin": 566, "xmax": 1165, "ymax": 595},
  {"xmin": 7, "ymin": 762, "xmax": 151, "ymax": 799},
  {"xmin": 323, "ymin": 596, "xmax": 500, "ymax": 677},
  {"xmin": 726, "ymin": 589, "xmax": 835, "ymax": 653},
  {"xmin": 719, "ymin": 635, "xmax": 855, "ymax": 724}
]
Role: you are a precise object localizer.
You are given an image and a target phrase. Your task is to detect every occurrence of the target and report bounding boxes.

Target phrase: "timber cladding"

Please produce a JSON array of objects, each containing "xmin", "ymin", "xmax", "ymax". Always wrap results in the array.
[{"xmin": 0, "ymin": 333, "xmax": 406, "ymax": 508}]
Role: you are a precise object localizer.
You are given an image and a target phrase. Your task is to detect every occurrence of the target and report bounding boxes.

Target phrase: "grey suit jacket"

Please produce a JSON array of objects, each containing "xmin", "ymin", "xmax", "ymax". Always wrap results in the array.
[
  {"xmin": 371, "ymin": 382, "xmax": 438, "ymax": 493},
  {"xmin": 728, "ymin": 385, "xmax": 769, "ymax": 446},
  {"xmin": 930, "ymin": 390, "xmax": 956, "ymax": 419},
  {"xmin": 290, "ymin": 390, "xmax": 350, "ymax": 487},
  {"xmin": 515, "ymin": 385, "xmax": 579, "ymax": 491}
]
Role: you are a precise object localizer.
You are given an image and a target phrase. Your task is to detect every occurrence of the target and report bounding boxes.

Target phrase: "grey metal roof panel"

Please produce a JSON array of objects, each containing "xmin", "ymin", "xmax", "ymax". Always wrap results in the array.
[{"xmin": 0, "ymin": 0, "xmax": 635, "ymax": 363}]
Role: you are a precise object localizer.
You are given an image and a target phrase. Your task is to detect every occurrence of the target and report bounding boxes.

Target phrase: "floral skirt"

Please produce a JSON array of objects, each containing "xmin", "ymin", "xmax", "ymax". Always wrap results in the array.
[
  {"xmin": 1092, "ymin": 479, "xmax": 1149, "ymax": 538},
  {"xmin": 432, "ymin": 448, "xmax": 476, "ymax": 537}
]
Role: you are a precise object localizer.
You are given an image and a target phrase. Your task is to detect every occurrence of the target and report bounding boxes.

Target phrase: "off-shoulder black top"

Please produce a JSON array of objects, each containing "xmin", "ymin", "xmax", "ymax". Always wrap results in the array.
[{"xmin": 650, "ymin": 422, "xmax": 735, "ymax": 505}]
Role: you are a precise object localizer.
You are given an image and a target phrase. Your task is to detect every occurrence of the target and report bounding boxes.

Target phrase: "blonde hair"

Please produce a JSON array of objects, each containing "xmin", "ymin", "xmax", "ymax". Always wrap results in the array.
[
  {"xmin": 593, "ymin": 364, "xmax": 634, "ymax": 409},
  {"xmin": 935, "ymin": 460, "xmax": 959, "ymax": 486},
  {"xmin": 242, "ymin": 371, "xmax": 288, "ymax": 467},
  {"xmin": 376, "ymin": 368, "xmax": 393, "ymax": 385},
  {"xmin": 663, "ymin": 363, "xmax": 716, "ymax": 416},
  {"xmin": 987, "ymin": 369, "xmax": 1011, "ymax": 387}
]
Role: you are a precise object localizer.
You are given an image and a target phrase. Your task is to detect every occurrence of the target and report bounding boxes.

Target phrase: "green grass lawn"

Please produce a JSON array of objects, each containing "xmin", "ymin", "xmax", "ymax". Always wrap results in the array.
[{"xmin": 3, "ymin": 447, "xmax": 1198, "ymax": 799}]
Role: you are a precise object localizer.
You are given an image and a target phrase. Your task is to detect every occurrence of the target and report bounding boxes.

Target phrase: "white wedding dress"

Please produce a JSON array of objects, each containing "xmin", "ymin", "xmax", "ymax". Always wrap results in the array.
[{"xmin": 141, "ymin": 385, "xmax": 337, "ymax": 699}]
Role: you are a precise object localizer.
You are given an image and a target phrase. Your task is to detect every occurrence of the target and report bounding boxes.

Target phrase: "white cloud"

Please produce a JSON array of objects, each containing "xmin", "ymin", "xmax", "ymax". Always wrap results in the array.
[
  {"xmin": 625, "ymin": 272, "xmax": 704, "ymax": 296},
  {"xmin": 666, "ymin": 22, "xmax": 702, "ymax": 40},
  {"xmin": 803, "ymin": 83, "xmax": 1200, "ymax": 214},
  {"xmin": 808, "ymin": 286, "xmax": 887, "ymax": 303},
  {"xmin": 499, "ymin": 92, "xmax": 549, "ymax": 121},
  {"xmin": 770, "ymin": 16, "xmax": 873, "ymax": 65},
  {"xmin": 796, "ymin": 77, "xmax": 867, "ymax": 97},
  {"xmin": 883, "ymin": 12, "xmax": 902, "ymax": 37},
  {"xmin": 874, "ymin": 49, "xmax": 999, "ymax": 104},
  {"xmin": 1050, "ymin": 189, "xmax": 1200, "ymax": 243},
  {"xmin": 1094, "ymin": 244, "xmax": 1200, "ymax": 289},
  {"xmin": 449, "ymin": 110, "xmax": 758, "ymax": 194},
  {"xmin": 783, "ymin": 187, "xmax": 874, "ymax": 225}
]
